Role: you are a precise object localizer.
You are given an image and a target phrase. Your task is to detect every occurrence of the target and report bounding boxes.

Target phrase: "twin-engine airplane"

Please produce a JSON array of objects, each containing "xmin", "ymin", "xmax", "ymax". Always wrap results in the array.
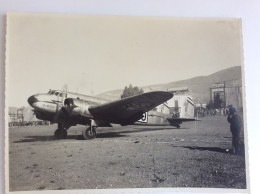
[{"xmin": 28, "ymin": 89, "xmax": 195, "ymax": 140}]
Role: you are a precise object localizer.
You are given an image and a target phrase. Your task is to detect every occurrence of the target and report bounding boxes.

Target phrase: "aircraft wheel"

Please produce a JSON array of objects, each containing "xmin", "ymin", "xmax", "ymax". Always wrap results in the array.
[
  {"xmin": 54, "ymin": 128, "xmax": 68, "ymax": 139},
  {"xmin": 82, "ymin": 127, "xmax": 96, "ymax": 140},
  {"xmin": 176, "ymin": 124, "xmax": 180, "ymax": 129}
]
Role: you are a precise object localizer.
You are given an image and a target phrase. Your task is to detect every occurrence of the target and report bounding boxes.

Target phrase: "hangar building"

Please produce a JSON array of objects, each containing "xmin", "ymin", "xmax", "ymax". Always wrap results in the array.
[{"xmin": 210, "ymin": 79, "xmax": 243, "ymax": 111}]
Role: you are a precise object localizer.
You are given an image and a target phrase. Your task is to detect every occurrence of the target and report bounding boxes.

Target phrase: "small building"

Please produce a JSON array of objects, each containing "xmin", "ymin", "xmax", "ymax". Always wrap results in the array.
[
  {"xmin": 151, "ymin": 87, "xmax": 194, "ymax": 118},
  {"xmin": 210, "ymin": 79, "xmax": 243, "ymax": 111},
  {"xmin": 210, "ymin": 82, "xmax": 226, "ymax": 107}
]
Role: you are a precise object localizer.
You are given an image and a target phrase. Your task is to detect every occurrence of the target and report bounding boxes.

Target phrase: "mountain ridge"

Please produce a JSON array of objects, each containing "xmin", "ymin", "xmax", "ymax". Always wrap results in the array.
[{"xmin": 96, "ymin": 66, "xmax": 242, "ymax": 103}]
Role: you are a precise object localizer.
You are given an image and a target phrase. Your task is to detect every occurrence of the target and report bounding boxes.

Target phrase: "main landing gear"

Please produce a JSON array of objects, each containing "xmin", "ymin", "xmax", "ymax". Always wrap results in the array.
[
  {"xmin": 82, "ymin": 126, "xmax": 97, "ymax": 140},
  {"xmin": 54, "ymin": 123, "xmax": 68, "ymax": 139},
  {"xmin": 172, "ymin": 124, "xmax": 181, "ymax": 129},
  {"xmin": 54, "ymin": 123, "xmax": 97, "ymax": 140}
]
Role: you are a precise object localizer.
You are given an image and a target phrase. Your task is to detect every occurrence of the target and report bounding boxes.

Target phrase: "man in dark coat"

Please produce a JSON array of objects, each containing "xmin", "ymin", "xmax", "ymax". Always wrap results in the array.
[{"xmin": 227, "ymin": 107, "xmax": 242, "ymax": 154}]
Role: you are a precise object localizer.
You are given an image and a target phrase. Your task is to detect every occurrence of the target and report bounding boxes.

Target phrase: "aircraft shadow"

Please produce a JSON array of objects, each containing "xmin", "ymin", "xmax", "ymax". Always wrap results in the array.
[
  {"xmin": 13, "ymin": 127, "xmax": 186, "ymax": 143},
  {"xmin": 13, "ymin": 133, "xmax": 129, "ymax": 143},
  {"xmin": 13, "ymin": 135, "xmax": 81, "ymax": 143}
]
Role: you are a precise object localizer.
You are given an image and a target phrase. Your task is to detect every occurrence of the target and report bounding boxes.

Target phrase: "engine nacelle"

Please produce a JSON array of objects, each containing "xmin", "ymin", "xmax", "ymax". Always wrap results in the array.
[
  {"xmin": 63, "ymin": 98, "xmax": 91, "ymax": 117},
  {"xmin": 34, "ymin": 110, "xmax": 55, "ymax": 122}
]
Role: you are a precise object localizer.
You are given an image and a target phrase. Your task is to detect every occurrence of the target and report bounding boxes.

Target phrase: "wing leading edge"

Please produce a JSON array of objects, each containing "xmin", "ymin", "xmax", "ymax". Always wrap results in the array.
[{"xmin": 89, "ymin": 91, "xmax": 173, "ymax": 125}]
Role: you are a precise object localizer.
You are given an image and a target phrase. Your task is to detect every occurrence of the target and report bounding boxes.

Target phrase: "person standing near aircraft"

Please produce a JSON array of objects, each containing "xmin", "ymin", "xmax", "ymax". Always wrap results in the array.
[{"xmin": 227, "ymin": 106, "xmax": 242, "ymax": 155}]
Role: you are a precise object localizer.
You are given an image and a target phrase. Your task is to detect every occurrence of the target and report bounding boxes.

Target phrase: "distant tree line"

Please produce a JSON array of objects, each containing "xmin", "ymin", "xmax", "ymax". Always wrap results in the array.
[{"xmin": 121, "ymin": 84, "xmax": 144, "ymax": 99}]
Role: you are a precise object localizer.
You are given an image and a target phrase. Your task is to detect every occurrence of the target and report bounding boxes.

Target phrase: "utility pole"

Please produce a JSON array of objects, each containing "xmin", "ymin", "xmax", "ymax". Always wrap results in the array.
[
  {"xmin": 223, "ymin": 81, "xmax": 226, "ymax": 108},
  {"xmin": 17, "ymin": 107, "xmax": 24, "ymax": 124}
]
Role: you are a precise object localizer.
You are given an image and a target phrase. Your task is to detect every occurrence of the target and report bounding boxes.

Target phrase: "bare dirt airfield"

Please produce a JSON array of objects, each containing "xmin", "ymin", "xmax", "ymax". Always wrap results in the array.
[{"xmin": 8, "ymin": 115, "xmax": 246, "ymax": 191}]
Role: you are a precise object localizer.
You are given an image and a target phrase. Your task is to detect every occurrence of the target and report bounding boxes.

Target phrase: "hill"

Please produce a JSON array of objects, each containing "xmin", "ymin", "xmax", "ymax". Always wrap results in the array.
[{"xmin": 96, "ymin": 66, "xmax": 242, "ymax": 104}]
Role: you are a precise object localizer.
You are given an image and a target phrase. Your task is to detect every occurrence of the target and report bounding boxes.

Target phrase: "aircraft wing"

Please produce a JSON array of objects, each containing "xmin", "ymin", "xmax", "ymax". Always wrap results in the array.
[{"xmin": 89, "ymin": 91, "xmax": 173, "ymax": 125}]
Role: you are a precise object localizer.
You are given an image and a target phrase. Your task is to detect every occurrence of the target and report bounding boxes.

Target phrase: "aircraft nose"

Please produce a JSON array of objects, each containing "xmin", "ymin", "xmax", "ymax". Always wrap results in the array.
[{"xmin": 28, "ymin": 95, "xmax": 38, "ymax": 107}]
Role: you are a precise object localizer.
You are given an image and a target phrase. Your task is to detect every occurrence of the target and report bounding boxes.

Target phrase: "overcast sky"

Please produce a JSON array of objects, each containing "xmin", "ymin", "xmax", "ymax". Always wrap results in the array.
[{"xmin": 6, "ymin": 13, "xmax": 243, "ymax": 107}]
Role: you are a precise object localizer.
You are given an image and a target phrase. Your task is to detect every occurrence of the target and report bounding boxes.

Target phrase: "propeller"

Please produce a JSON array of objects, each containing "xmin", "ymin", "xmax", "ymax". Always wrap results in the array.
[
  {"xmin": 54, "ymin": 84, "xmax": 68, "ymax": 122},
  {"xmin": 28, "ymin": 109, "xmax": 36, "ymax": 121},
  {"xmin": 61, "ymin": 84, "xmax": 68, "ymax": 103}
]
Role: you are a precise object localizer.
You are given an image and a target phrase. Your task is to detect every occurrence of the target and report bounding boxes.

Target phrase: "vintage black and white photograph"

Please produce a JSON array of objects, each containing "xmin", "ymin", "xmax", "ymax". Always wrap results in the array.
[{"xmin": 5, "ymin": 13, "xmax": 248, "ymax": 193}]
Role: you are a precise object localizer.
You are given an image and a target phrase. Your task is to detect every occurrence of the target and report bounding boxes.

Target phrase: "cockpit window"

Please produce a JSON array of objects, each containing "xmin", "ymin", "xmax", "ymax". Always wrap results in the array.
[
  {"xmin": 48, "ymin": 90, "xmax": 62, "ymax": 96},
  {"xmin": 54, "ymin": 92, "xmax": 60, "ymax": 96},
  {"xmin": 48, "ymin": 90, "xmax": 55, "ymax": 94}
]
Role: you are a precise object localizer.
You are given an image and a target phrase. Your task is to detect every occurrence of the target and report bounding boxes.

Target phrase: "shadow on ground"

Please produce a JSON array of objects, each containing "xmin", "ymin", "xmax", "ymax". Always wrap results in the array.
[
  {"xmin": 13, "ymin": 126, "xmax": 184, "ymax": 143},
  {"xmin": 13, "ymin": 135, "xmax": 79, "ymax": 143},
  {"xmin": 173, "ymin": 145, "xmax": 245, "ymax": 157},
  {"xmin": 13, "ymin": 133, "xmax": 128, "ymax": 143}
]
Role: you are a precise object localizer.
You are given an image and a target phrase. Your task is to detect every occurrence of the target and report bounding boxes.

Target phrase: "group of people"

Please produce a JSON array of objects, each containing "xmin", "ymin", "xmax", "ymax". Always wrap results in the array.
[{"xmin": 196, "ymin": 107, "xmax": 231, "ymax": 117}]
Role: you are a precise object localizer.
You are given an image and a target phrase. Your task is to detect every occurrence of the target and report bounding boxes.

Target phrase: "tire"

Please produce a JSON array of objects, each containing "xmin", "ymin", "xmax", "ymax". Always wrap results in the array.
[
  {"xmin": 82, "ymin": 127, "xmax": 96, "ymax": 140},
  {"xmin": 54, "ymin": 128, "xmax": 68, "ymax": 139}
]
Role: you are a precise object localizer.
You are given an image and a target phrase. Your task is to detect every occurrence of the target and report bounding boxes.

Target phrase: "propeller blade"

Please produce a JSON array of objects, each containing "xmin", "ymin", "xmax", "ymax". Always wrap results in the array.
[
  {"xmin": 61, "ymin": 84, "xmax": 68, "ymax": 103},
  {"xmin": 54, "ymin": 84, "xmax": 68, "ymax": 122}
]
